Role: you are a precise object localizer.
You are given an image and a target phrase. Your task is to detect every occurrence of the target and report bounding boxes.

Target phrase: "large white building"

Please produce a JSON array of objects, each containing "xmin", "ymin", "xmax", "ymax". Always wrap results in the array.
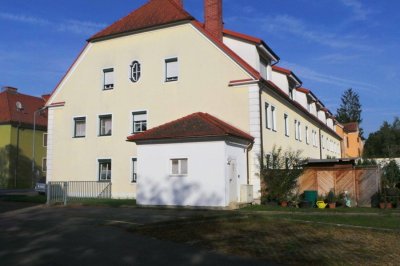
[{"xmin": 46, "ymin": 0, "xmax": 341, "ymax": 206}]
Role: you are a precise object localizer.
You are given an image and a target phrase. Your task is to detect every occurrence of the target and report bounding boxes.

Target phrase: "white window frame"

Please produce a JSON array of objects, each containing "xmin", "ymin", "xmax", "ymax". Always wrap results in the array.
[
  {"xmin": 298, "ymin": 121, "xmax": 302, "ymax": 141},
  {"xmin": 131, "ymin": 158, "xmax": 137, "ymax": 183},
  {"xmin": 165, "ymin": 57, "xmax": 178, "ymax": 82},
  {"xmin": 265, "ymin": 102, "xmax": 271, "ymax": 129},
  {"xmin": 271, "ymin": 106, "xmax": 277, "ymax": 131},
  {"xmin": 43, "ymin": 133, "xmax": 48, "ymax": 147},
  {"xmin": 294, "ymin": 120, "xmax": 298, "ymax": 140},
  {"xmin": 130, "ymin": 61, "xmax": 141, "ymax": 83},
  {"xmin": 284, "ymin": 114, "xmax": 289, "ymax": 137},
  {"xmin": 98, "ymin": 159, "xmax": 112, "ymax": 182},
  {"xmin": 73, "ymin": 116, "xmax": 86, "ymax": 138},
  {"xmin": 99, "ymin": 114, "xmax": 112, "ymax": 136},
  {"xmin": 132, "ymin": 111, "xmax": 147, "ymax": 134},
  {"xmin": 305, "ymin": 126, "xmax": 309, "ymax": 144},
  {"xmin": 170, "ymin": 158, "xmax": 188, "ymax": 176},
  {"xmin": 103, "ymin": 68, "xmax": 114, "ymax": 90},
  {"xmin": 321, "ymin": 134, "xmax": 325, "ymax": 149}
]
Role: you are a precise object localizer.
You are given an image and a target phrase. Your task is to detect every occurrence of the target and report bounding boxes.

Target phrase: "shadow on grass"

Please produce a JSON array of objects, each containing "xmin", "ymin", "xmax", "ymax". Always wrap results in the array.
[{"xmin": 0, "ymin": 194, "xmax": 46, "ymax": 204}]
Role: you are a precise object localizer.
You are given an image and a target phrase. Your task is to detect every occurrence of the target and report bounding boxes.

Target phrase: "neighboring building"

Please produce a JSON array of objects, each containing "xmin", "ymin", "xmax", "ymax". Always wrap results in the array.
[
  {"xmin": 0, "ymin": 87, "xmax": 47, "ymax": 188},
  {"xmin": 336, "ymin": 122, "xmax": 363, "ymax": 158},
  {"xmin": 46, "ymin": 0, "xmax": 342, "ymax": 205}
]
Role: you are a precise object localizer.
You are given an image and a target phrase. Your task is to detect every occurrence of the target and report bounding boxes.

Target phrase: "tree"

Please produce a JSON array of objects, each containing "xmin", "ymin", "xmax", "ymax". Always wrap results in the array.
[
  {"xmin": 364, "ymin": 117, "xmax": 400, "ymax": 158},
  {"xmin": 336, "ymin": 88, "xmax": 364, "ymax": 138}
]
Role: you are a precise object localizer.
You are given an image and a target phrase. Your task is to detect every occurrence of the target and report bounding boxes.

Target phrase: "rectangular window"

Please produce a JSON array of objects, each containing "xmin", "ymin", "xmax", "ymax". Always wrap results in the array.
[
  {"xmin": 165, "ymin": 58, "xmax": 178, "ymax": 82},
  {"xmin": 42, "ymin": 158, "xmax": 47, "ymax": 172},
  {"xmin": 346, "ymin": 137, "xmax": 350, "ymax": 148},
  {"xmin": 294, "ymin": 120, "xmax": 298, "ymax": 140},
  {"xmin": 74, "ymin": 117, "xmax": 86, "ymax": 138},
  {"xmin": 284, "ymin": 114, "xmax": 289, "ymax": 137},
  {"xmin": 43, "ymin": 133, "xmax": 48, "ymax": 147},
  {"xmin": 132, "ymin": 158, "xmax": 137, "ymax": 183},
  {"xmin": 171, "ymin": 158, "xmax": 188, "ymax": 175},
  {"xmin": 271, "ymin": 106, "xmax": 276, "ymax": 131},
  {"xmin": 298, "ymin": 121, "xmax": 302, "ymax": 141},
  {"xmin": 103, "ymin": 68, "xmax": 114, "ymax": 90},
  {"xmin": 99, "ymin": 115, "xmax": 112, "ymax": 136},
  {"xmin": 132, "ymin": 111, "xmax": 147, "ymax": 133},
  {"xmin": 265, "ymin": 102, "xmax": 271, "ymax": 129},
  {"xmin": 321, "ymin": 134, "xmax": 325, "ymax": 149},
  {"xmin": 99, "ymin": 159, "xmax": 111, "ymax": 181},
  {"xmin": 305, "ymin": 126, "xmax": 309, "ymax": 144}
]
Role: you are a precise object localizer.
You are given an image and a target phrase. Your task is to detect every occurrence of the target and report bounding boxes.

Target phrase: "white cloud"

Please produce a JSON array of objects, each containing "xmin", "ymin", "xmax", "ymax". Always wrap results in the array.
[
  {"xmin": 260, "ymin": 14, "xmax": 372, "ymax": 51},
  {"xmin": 0, "ymin": 12, "xmax": 49, "ymax": 25},
  {"xmin": 281, "ymin": 61, "xmax": 379, "ymax": 92},
  {"xmin": 315, "ymin": 53, "xmax": 361, "ymax": 64},
  {"xmin": 0, "ymin": 12, "xmax": 105, "ymax": 36},
  {"xmin": 340, "ymin": 0, "xmax": 372, "ymax": 21}
]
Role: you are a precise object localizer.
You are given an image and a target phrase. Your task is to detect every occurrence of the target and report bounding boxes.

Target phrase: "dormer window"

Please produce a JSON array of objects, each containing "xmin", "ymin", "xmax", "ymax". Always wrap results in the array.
[
  {"xmin": 165, "ymin": 58, "xmax": 178, "ymax": 82},
  {"xmin": 103, "ymin": 68, "xmax": 114, "ymax": 90}
]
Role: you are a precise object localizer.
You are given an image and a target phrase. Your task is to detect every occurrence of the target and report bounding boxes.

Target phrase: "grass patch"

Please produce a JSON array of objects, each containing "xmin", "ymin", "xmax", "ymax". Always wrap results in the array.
[
  {"xmin": 131, "ymin": 213, "xmax": 400, "ymax": 265},
  {"xmin": 272, "ymin": 213, "xmax": 400, "ymax": 230},
  {"xmin": 242, "ymin": 204, "xmax": 400, "ymax": 214},
  {"xmin": 70, "ymin": 198, "xmax": 136, "ymax": 207},
  {"xmin": 0, "ymin": 194, "xmax": 46, "ymax": 204}
]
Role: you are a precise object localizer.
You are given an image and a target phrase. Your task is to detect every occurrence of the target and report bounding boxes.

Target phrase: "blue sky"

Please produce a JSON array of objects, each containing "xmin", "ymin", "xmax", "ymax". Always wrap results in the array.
[{"xmin": 1, "ymin": 0, "xmax": 399, "ymax": 136}]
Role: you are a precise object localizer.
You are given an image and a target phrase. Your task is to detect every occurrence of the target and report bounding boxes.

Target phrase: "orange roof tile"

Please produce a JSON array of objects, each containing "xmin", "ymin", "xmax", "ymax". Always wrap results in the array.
[
  {"xmin": 89, "ymin": 0, "xmax": 194, "ymax": 41},
  {"xmin": 127, "ymin": 112, "xmax": 254, "ymax": 142}
]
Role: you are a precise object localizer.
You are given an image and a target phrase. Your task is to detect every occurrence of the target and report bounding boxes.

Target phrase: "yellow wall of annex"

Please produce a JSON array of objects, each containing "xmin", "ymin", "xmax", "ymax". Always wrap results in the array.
[{"xmin": 48, "ymin": 23, "xmax": 253, "ymax": 198}]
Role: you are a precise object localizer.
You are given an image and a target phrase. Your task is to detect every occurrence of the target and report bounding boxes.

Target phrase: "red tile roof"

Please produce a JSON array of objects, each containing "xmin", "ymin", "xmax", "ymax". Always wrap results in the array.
[
  {"xmin": 89, "ymin": 0, "xmax": 194, "ymax": 41},
  {"xmin": 296, "ymin": 87, "xmax": 310, "ymax": 94},
  {"xmin": 0, "ymin": 88, "xmax": 47, "ymax": 128},
  {"xmin": 127, "ymin": 112, "xmax": 254, "ymax": 142},
  {"xmin": 272, "ymin": 65, "xmax": 291, "ymax": 75},
  {"xmin": 343, "ymin": 122, "xmax": 359, "ymax": 133}
]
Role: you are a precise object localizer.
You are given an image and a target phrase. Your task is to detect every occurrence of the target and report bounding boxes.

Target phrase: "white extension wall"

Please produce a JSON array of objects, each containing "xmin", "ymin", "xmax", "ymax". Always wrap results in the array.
[{"xmin": 136, "ymin": 140, "xmax": 248, "ymax": 207}]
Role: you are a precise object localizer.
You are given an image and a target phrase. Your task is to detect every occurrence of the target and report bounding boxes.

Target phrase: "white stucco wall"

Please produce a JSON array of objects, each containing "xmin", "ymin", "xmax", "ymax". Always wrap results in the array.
[
  {"xmin": 223, "ymin": 36, "xmax": 260, "ymax": 73},
  {"xmin": 136, "ymin": 140, "xmax": 248, "ymax": 207}
]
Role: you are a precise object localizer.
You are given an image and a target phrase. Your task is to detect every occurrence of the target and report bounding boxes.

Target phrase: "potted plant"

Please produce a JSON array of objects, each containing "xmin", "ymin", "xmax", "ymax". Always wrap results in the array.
[{"xmin": 326, "ymin": 190, "xmax": 337, "ymax": 209}]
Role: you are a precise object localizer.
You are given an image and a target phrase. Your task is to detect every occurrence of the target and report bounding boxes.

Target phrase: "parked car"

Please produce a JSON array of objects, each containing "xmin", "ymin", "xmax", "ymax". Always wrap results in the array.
[{"xmin": 35, "ymin": 177, "xmax": 47, "ymax": 195}]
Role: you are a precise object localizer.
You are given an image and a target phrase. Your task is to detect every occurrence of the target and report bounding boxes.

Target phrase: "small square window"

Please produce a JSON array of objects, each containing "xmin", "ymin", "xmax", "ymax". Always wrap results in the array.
[
  {"xmin": 99, "ymin": 159, "xmax": 111, "ymax": 181},
  {"xmin": 132, "ymin": 111, "xmax": 147, "ymax": 133},
  {"xmin": 171, "ymin": 158, "xmax": 188, "ymax": 175},
  {"xmin": 165, "ymin": 58, "xmax": 178, "ymax": 82},
  {"xmin": 99, "ymin": 115, "xmax": 112, "ymax": 136},
  {"xmin": 74, "ymin": 117, "xmax": 86, "ymax": 137},
  {"xmin": 103, "ymin": 68, "xmax": 114, "ymax": 90}
]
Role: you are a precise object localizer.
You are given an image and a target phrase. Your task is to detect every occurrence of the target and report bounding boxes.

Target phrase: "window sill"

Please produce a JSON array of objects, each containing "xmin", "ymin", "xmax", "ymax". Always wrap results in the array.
[
  {"xmin": 73, "ymin": 136, "xmax": 86, "ymax": 138},
  {"xmin": 165, "ymin": 78, "xmax": 178, "ymax": 83},
  {"xmin": 98, "ymin": 180, "xmax": 111, "ymax": 183},
  {"xmin": 169, "ymin": 174, "xmax": 187, "ymax": 177},
  {"xmin": 98, "ymin": 134, "xmax": 112, "ymax": 137}
]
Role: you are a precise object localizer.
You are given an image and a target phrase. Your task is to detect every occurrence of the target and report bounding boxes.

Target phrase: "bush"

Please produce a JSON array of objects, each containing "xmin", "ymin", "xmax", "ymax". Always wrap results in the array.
[{"xmin": 261, "ymin": 146, "xmax": 305, "ymax": 203}]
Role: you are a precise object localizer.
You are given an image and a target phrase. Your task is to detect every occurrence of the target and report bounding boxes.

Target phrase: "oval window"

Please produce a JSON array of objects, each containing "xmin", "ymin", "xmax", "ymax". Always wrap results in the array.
[{"xmin": 130, "ymin": 61, "xmax": 141, "ymax": 82}]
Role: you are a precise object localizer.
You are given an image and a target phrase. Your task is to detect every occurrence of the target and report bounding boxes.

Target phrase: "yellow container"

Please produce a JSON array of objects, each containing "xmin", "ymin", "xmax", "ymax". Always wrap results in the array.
[{"xmin": 316, "ymin": 201, "xmax": 327, "ymax": 209}]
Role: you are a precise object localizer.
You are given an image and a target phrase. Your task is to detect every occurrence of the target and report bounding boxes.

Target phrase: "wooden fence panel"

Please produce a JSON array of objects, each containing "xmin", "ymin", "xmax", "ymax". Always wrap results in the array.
[
  {"xmin": 298, "ymin": 166, "xmax": 380, "ymax": 207},
  {"xmin": 357, "ymin": 168, "xmax": 381, "ymax": 207},
  {"xmin": 316, "ymin": 171, "xmax": 335, "ymax": 196}
]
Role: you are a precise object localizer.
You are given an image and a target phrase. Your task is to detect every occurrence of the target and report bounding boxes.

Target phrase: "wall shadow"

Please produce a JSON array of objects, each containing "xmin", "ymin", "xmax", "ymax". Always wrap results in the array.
[{"xmin": 0, "ymin": 145, "xmax": 42, "ymax": 189}]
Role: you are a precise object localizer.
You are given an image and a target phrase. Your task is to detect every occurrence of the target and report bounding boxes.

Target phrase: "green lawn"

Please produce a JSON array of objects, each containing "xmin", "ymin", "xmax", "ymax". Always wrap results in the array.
[{"xmin": 131, "ymin": 212, "xmax": 400, "ymax": 265}]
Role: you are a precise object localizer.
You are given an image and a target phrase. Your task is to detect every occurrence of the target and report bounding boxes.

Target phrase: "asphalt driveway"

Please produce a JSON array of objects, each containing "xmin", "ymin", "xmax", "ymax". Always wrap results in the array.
[{"xmin": 0, "ymin": 204, "xmax": 270, "ymax": 266}]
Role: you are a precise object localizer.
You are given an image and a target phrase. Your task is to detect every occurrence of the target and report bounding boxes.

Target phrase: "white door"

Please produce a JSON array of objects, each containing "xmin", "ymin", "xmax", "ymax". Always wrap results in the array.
[{"xmin": 228, "ymin": 160, "xmax": 237, "ymax": 203}]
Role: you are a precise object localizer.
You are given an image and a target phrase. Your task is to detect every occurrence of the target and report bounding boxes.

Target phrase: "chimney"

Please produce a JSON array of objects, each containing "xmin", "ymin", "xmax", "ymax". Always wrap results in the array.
[
  {"xmin": 2, "ymin": 86, "xmax": 18, "ymax": 94},
  {"xmin": 170, "ymin": 0, "xmax": 183, "ymax": 8},
  {"xmin": 204, "ymin": 0, "xmax": 223, "ymax": 41}
]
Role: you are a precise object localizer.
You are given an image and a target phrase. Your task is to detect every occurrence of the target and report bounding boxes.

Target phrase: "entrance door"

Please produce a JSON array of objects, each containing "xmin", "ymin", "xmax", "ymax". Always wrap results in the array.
[{"xmin": 228, "ymin": 160, "xmax": 237, "ymax": 203}]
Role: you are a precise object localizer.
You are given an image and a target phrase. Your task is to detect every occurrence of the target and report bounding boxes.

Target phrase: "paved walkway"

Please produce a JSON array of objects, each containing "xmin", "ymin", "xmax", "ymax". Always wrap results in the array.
[{"xmin": 0, "ymin": 204, "xmax": 273, "ymax": 266}]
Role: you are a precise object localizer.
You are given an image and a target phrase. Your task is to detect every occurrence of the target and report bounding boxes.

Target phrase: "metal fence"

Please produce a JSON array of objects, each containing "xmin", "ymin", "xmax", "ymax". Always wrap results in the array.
[{"xmin": 47, "ymin": 181, "xmax": 112, "ymax": 205}]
